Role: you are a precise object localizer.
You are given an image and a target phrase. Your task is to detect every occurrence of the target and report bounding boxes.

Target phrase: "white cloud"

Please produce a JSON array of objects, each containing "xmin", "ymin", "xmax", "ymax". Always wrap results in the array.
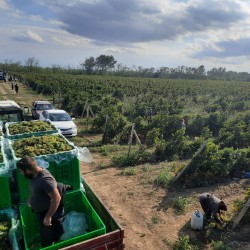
[
  {"xmin": 102, "ymin": 47, "xmax": 137, "ymax": 54},
  {"xmin": 52, "ymin": 34, "xmax": 91, "ymax": 46},
  {"xmin": 26, "ymin": 30, "xmax": 44, "ymax": 43}
]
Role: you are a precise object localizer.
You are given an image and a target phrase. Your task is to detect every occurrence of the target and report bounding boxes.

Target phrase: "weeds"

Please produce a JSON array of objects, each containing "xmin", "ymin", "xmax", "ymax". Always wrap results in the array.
[
  {"xmin": 211, "ymin": 240, "xmax": 232, "ymax": 250},
  {"xmin": 173, "ymin": 196, "xmax": 192, "ymax": 214},
  {"xmin": 151, "ymin": 214, "xmax": 161, "ymax": 225},
  {"xmin": 173, "ymin": 235, "xmax": 198, "ymax": 250},
  {"xmin": 118, "ymin": 167, "xmax": 137, "ymax": 176},
  {"xmin": 155, "ymin": 168, "xmax": 173, "ymax": 188}
]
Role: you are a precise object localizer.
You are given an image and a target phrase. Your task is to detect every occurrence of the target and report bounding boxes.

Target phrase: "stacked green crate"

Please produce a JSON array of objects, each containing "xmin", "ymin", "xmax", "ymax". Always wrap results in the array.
[
  {"xmin": 19, "ymin": 190, "xmax": 106, "ymax": 250},
  {"xmin": 15, "ymin": 156, "xmax": 80, "ymax": 203},
  {"xmin": 9, "ymin": 134, "xmax": 80, "ymax": 203},
  {"xmin": 0, "ymin": 140, "xmax": 11, "ymax": 209},
  {"xmin": 5, "ymin": 120, "xmax": 58, "ymax": 140}
]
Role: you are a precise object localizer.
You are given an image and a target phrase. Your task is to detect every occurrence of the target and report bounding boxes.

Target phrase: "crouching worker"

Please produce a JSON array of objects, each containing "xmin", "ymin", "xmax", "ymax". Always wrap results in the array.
[
  {"xmin": 199, "ymin": 192, "xmax": 227, "ymax": 225},
  {"xmin": 17, "ymin": 155, "xmax": 72, "ymax": 247}
]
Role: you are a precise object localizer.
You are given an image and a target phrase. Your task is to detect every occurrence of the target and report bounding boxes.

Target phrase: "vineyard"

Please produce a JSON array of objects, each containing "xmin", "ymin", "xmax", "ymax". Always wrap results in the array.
[
  {"xmin": 14, "ymin": 72, "xmax": 250, "ymax": 187},
  {"xmin": 1, "ymin": 71, "xmax": 250, "ymax": 249}
]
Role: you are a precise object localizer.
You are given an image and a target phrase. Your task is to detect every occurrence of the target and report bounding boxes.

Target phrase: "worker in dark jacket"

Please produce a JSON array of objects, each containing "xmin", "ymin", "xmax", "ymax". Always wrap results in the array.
[
  {"xmin": 199, "ymin": 192, "xmax": 227, "ymax": 224},
  {"xmin": 16, "ymin": 155, "xmax": 72, "ymax": 247}
]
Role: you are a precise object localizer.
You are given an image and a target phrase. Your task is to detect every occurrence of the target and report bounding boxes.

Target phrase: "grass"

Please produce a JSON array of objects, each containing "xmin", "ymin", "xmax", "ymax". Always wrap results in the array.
[
  {"xmin": 151, "ymin": 214, "xmax": 161, "ymax": 225},
  {"xmin": 173, "ymin": 196, "xmax": 192, "ymax": 214},
  {"xmin": 118, "ymin": 167, "xmax": 137, "ymax": 176},
  {"xmin": 155, "ymin": 168, "xmax": 173, "ymax": 188}
]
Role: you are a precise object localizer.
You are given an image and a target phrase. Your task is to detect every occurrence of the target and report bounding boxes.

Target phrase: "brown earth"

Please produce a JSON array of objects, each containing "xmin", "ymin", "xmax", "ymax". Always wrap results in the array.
[
  {"xmin": 81, "ymin": 154, "xmax": 250, "ymax": 250},
  {"xmin": 1, "ymin": 80, "xmax": 250, "ymax": 250}
]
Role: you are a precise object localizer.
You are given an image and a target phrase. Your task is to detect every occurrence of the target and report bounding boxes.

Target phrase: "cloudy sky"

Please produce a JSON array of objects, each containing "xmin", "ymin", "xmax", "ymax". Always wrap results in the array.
[{"xmin": 1, "ymin": 0, "xmax": 250, "ymax": 72}]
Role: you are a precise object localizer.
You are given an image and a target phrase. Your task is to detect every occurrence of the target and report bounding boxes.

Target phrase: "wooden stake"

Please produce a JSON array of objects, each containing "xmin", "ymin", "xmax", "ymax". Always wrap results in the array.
[
  {"xmin": 128, "ymin": 123, "xmax": 135, "ymax": 156},
  {"xmin": 171, "ymin": 140, "xmax": 208, "ymax": 184},
  {"xmin": 232, "ymin": 197, "xmax": 250, "ymax": 230}
]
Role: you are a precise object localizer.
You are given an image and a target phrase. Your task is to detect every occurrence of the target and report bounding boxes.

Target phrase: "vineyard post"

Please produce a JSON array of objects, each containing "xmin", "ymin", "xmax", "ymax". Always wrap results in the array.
[
  {"xmin": 128, "ymin": 123, "xmax": 135, "ymax": 156},
  {"xmin": 86, "ymin": 105, "xmax": 90, "ymax": 129},
  {"xmin": 170, "ymin": 140, "xmax": 208, "ymax": 184},
  {"xmin": 232, "ymin": 197, "xmax": 250, "ymax": 230},
  {"xmin": 102, "ymin": 115, "xmax": 109, "ymax": 143},
  {"xmin": 81, "ymin": 100, "xmax": 88, "ymax": 117}
]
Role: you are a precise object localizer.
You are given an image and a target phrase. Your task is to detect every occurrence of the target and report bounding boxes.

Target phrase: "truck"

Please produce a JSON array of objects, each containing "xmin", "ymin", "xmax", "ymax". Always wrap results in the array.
[
  {"xmin": 0, "ymin": 100, "xmax": 25, "ymax": 123},
  {"xmin": 31, "ymin": 100, "xmax": 54, "ymax": 119}
]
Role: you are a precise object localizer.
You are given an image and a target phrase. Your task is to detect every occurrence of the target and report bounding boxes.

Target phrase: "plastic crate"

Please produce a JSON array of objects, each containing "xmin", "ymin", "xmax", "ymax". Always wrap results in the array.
[
  {"xmin": 5, "ymin": 120, "xmax": 58, "ymax": 140},
  {"xmin": 19, "ymin": 190, "xmax": 106, "ymax": 250},
  {"xmin": 15, "ymin": 157, "xmax": 80, "ymax": 203},
  {"xmin": 0, "ymin": 141, "xmax": 11, "ymax": 209},
  {"xmin": 0, "ymin": 209, "xmax": 16, "ymax": 249}
]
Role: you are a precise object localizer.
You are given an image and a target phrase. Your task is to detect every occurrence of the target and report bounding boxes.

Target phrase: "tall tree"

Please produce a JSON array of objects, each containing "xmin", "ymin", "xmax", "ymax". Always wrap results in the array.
[
  {"xmin": 81, "ymin": 56, "xmax": 96, "ymax": 75},
  {"xmin": 95, "ymin": 55, "xmax": 117, "ymax": 74}
]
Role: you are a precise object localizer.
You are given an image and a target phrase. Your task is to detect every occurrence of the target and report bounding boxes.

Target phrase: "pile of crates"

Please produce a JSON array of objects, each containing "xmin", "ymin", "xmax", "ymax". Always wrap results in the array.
[{"xmin": 0, "ymin": 121, "xmax": 106, "ymax": 250}]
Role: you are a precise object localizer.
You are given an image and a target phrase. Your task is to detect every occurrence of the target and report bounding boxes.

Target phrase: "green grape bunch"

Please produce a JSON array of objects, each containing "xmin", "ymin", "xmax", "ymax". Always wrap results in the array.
[
  {"xmin": 12, "ymin": 134, "xmax": 74, "ymax": 158},
  {"xmin": 8, "ymin": 121, "xmax": 56, "ymax": 135}
]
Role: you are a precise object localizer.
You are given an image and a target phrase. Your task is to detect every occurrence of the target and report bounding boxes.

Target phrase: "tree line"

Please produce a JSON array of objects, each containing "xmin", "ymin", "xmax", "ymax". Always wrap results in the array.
[{"xmin": 1, "ymin": 56, "xmax": 250, "ymax": 82}]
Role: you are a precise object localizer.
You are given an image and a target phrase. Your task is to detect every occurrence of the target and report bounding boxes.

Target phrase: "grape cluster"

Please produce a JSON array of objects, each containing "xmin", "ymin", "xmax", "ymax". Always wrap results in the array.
[
  {"xmin": 8, "ymin": 121, "xmax": 56, "ymax": 135},
  {"xmin": 12, "ymin": 134, "xmax": 73, "ymax": 158}
]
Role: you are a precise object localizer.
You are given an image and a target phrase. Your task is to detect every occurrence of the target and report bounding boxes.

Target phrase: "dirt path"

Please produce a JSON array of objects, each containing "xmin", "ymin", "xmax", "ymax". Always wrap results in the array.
[
  {"xmin": 1, "ymin": 81, "xmax": 250, "ymax": 250},
  {"xmin": 81, "ymin": 159, "xmax": 249, "ymax": 250}
]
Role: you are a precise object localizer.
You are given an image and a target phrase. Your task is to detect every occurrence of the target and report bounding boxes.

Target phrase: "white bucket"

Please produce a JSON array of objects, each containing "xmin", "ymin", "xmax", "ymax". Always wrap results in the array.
[{"xmin": 191, "ymin": 210, "xmax": 203, "ymax": 230}]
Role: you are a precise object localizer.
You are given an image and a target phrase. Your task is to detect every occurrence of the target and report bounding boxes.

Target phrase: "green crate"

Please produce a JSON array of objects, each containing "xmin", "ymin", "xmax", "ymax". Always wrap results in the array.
[
  {"xmin": 19, "ymin": 190, "xmax": 106, "ymax": 250},
  {"xmin": 5, "ymin": 121, "xmax": 58, "ymax": 140},
  {"xmin": 0, "ymin": 176, "xmax": 12, "ymax": 209},
  {"xmin": 0, "ymin": 209, "xmax": 15, "ymax": 249},
  {"xmin": 0, "ymin": 141, "xmax": 11, "ymax": 209},
  {"xmin": 15, "ymin": 157, "xmax": 80, "ymax": 203}
]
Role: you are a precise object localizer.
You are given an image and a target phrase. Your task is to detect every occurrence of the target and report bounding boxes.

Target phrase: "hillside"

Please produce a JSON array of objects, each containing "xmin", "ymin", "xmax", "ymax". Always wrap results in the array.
[{"xmin": 0, "ymin": 79, "xmax": 250, "ymax": 249}]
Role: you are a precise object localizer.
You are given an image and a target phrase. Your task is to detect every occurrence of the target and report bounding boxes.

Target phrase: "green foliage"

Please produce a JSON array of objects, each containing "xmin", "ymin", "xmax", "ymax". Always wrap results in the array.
[
  {"xmin": 154, "ymin": 129, "xmax": 192, "ymax": 161},
  {"xmin": 233, "ymin": 187, "xmax": 250, "ymax": 222},
  {"xmin": 118, "ymin": 167, "xmax": 137, "ymax": 176},
  {"xmin": 112, "ymin": 149, "xmax": 151, "ymax": 167},
  {"xmin": 155, "ymin": 168, "xmax": 173, "ymax": 188},
  {"xmin": 173, "ymin": 196, "xmax": 192, "ymax": 214},
  {"xmin": 182, "ymin": 141, "xmax": 235, "ymax": 186},
  {"xmin": 5, "ymin": 71, "xmax": 250, "ymax": 186},
  {"xmin": 211, "ymin": 240, "xmax": 232, "ymax": 250},
  {"xmin": 218, "ymin": 112, "xmax": 250, "ymax": 149},
  {"xmin": 231, "ymin": 148, "xmax": 250, "ymax": 175},
  {"xmin": 173, "ymin": 235, "xmax": 198, "ymax": 250},
  {"xmin": 145, "ymin": 128, "xmax": 162, "ymax": 147}
]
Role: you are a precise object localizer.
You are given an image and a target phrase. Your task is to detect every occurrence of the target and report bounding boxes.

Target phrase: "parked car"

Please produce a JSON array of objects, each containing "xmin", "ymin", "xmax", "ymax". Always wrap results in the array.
[
  {"xmin": 40, "ymin": 109, "xmax": 77, "ymax": 136},
  {"xmin": 31, "ymin": 100, "xmax": 54, "ymax": 119}
]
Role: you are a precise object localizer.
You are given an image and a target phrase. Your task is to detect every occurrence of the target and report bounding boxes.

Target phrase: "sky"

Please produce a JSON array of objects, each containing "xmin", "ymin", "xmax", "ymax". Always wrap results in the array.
[{"xmin": 1, "ymin": 0, "xmax": 250, "ymax": 72}]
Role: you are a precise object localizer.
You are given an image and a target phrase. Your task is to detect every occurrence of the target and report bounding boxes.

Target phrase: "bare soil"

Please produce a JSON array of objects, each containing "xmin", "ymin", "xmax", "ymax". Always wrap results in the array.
[
  {"xmin": 1, "ymin": 81, "xmax": 250, "ymax": 250},
  {"xmin": 81, "ymin": 154, "xmax": 250, "ymax": 250}
]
